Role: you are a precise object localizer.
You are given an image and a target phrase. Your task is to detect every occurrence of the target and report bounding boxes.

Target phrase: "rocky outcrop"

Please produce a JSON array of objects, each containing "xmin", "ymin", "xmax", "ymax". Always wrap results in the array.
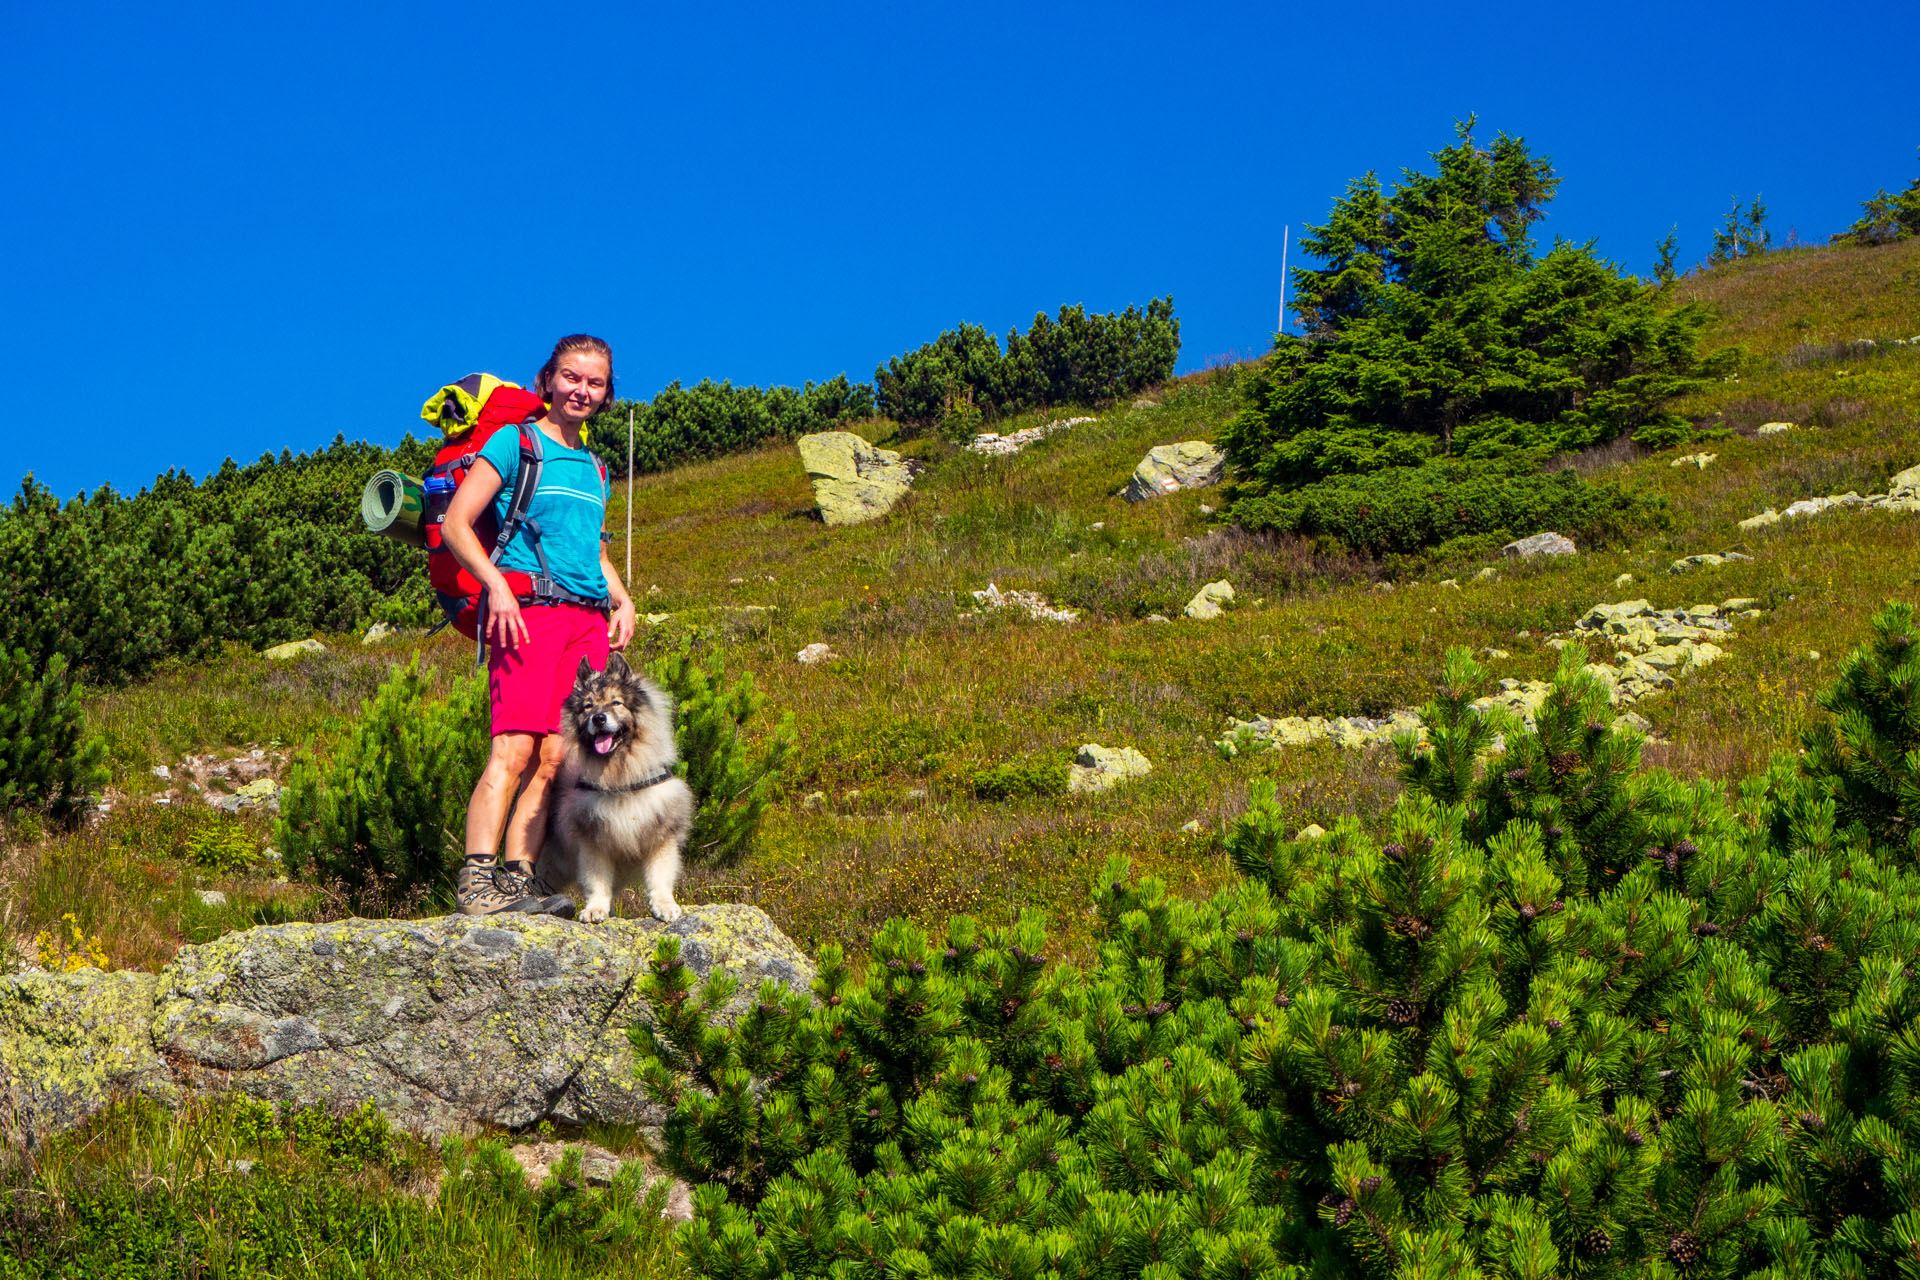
[
  {"xmin": 1502, "ymin": 532, "xmax": 1577, "ymax": 559},
  {"xmin": 1671, "ymin": 551, "xmax": 1753, "ymax": 573},
  {"xmin": 261, "ymin": 638, "xmax": 326, "ymax": 661},
  {"xmin": 1068, "ymin": 744, "xmax": 1152, "ymax": 793},
  {"xmin": 1183, "ymin": 580, "xmax": 1234, "ymax": 619},
  {"xmin": 1737, "ymin": 461, "xmax": 1920, "ymax": 530},
  {"xmin": 1216, "ymin": 595, "xmax": 1767, "ymax": 756},
  {"xmin": 0, "ymin": 968, "xmax": 178, "ymax": 1143},
  {"xmin": 1123, "ymin": 442, "xmax": 1224, "ymax": 502},
  {"xmin": 797, "ymin": 432, "xmax": 918, "ymax": 526},
  {"xmin": 968, "ymin": 417, "xmax": 1092, "ymax": 456},
  {"xmin": 1, "ymin": 905, "xmax": 811, "ymax": 1147},
  {"xmin": 969, "ymin": 583, "xmax": 1079, "ymax": 623}
]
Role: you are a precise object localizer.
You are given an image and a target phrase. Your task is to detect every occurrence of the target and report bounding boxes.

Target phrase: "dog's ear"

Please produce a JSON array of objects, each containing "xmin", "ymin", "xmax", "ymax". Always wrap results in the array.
[
  {"xmin": 605, "ymin": 652, "xmax": 631, "ymax": 678},
  {"xmin": 575, "ymin": 656, "xmax": 597, "ymax": 685}
]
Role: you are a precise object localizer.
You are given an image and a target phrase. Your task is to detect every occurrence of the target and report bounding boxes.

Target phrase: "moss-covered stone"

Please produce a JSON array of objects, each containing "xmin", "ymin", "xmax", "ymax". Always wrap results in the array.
[
  {"xmin": 2, "ymin": 905, "xmax": 810, "ymax": 1144},
  {"xmin": 0, "ymin": 968, "xmax": 175, "ymax": 1147},
  {"xmin": 796, "ymin": 432, "xmax": 916, "ymax": 526},
  {"xmin": 153, "ymin": 905, "xmax": 811, "ymax": 1136}
]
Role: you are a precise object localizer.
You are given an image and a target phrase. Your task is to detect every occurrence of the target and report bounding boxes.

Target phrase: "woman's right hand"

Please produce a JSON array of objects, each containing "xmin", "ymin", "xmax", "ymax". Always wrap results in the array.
[{"xmin": 485, "ymin": 579, "xmax": 530, "ymax": 651}]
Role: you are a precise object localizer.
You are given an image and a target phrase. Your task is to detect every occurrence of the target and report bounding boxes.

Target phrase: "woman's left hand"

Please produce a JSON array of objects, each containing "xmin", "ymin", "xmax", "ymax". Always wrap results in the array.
[{"xmin": 608, "ymin": 597, "xmax": 636, "ymax": 651}]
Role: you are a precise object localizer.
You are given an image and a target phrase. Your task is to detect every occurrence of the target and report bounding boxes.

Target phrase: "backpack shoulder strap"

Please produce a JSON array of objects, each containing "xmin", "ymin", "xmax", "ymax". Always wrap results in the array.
[{"xmin": 489, "ymin": 423, "xmax": 545, "ymax": 565}]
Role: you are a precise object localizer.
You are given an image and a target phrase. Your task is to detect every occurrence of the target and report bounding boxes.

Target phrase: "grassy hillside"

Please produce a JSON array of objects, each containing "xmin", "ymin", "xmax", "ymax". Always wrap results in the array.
[{"xmin": 5, "ymin": 239, "xmax": 1920, "ymax": 974}]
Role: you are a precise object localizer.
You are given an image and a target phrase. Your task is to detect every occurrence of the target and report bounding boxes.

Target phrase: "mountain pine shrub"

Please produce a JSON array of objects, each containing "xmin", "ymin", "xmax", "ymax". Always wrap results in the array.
[
  {"xmin": 1230, "ymin": 460, "xmax": 1663, "ymax": 556},
  {"xmin": 0, "ymin": 647, "xmax": 107, "ymax": 826},
  {"xmin": 1801, "ymin": 598, "xmax": 1920, "ymax": 860},
  {"xmin": 634, "ymin": 600, "xmax": 1920, "ymax": 1278},
  {"xmin": 276, "ymin": 658, "xmax": 487, "ymax": 906},
  {"xmin": 278, "ymin": 640, "xmax": 790, "ymax": 904},
  {"xmin": 647, "ymin": 636, "xmax": 795, "ymax": 867},
  {"xmin": 876, "ymin": 299, "xmax": 1180, "ymax": 429},
  {"xmin": 1224, "ymin": 120, "xmax": 1725, "ymax": 551}
]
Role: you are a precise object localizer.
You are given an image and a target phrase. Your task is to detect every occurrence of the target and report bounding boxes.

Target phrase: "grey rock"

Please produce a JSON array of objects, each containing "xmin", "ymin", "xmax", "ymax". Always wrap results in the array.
[
  {"xmin": 361, "ymin": 621, "xmax": 398, "ymax": 645},
  {"xmin": 1123, "ymin": 441, "xmax": 1225, "ymax": 502},
  {"xmin": 0, "ymin": 969, "xmax": 177, "ymax": 1148},
  {"xmin": 1501, "ymin": 532, "xmax": 1577, "ymax": 559},
  {"xmin": 1183, "ymin": 579, "xmax": 1235, "ymax": 620},
  {"xmin": 0, "ymin": 906, "xmax": 811, "ymax": 1147},
  {"xmin": 797, "ymin": 432, "xmax": 918, "ymax": 526},
  {"xmin": 260, "ymin": 638, "xmax": 325, "ymax": 661},
  {"xmin": 1068, "ymin": 744, "xmax": 1152, "ymax": 793}
]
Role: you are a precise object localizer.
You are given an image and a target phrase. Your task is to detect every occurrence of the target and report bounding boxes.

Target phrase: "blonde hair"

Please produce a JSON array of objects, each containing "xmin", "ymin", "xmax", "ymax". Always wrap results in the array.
[{"xmin": 533, "ymin": 334, "xmax": 615, "ymax": 409}]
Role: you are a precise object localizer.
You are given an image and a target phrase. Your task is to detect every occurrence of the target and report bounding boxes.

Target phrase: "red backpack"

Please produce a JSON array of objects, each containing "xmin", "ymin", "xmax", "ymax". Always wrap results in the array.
[{"xmin": 419, "ymin": 377, "xmax": 609, "ymax": 641}]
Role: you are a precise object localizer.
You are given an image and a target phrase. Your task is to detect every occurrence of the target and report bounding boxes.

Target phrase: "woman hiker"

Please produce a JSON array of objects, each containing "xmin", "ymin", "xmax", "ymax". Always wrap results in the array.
[{"xmin": 441, "ymin": 333, "xmax": 638, "ymax": 916}]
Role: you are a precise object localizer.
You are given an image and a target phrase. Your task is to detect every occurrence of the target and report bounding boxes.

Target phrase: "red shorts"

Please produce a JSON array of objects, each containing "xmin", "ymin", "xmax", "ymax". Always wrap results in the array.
[{"xmin": 487, "ymin": 604, "xmax": 610, "ymax": 736}]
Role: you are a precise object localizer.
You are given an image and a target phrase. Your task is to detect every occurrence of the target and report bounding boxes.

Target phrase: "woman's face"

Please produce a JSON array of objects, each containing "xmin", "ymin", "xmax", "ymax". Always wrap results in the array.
[{"xmin": 546, "ymin": 351, "xmax": 611, "ymax": 425}]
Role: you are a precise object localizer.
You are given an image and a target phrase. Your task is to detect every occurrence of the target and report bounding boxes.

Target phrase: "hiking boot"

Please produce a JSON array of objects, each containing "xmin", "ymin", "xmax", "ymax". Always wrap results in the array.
[
  {"xmin": 457, "ymin": 858, "xmax": 544, "ymax": 916},
  {"xmin": 497, "ymin": 862, "xmax": 577, "ymax": 919}
]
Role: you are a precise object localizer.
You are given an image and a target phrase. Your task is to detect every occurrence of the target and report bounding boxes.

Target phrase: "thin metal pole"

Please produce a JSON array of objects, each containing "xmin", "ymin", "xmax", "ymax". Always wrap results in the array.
[
  {"xmin": 625, "ymin": 405, "xmax": 634, "ymax": 586},
  {"xmin": 1278, "ymin": 224, "xmax": 1290, "ymax": 338}
]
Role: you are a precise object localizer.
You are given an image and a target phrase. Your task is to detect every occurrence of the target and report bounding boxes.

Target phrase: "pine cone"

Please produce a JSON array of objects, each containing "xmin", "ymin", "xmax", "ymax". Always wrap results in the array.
[
  {"xmin": 1333, "ymin": 1197, "xmax": 1355, "ymax": 1226},
  {"xmin": 1359, "ymin": 1175, "xmax": 1382, "ymax": 1192},
  {"xmin": 1668, "ymin": 1230, "xmax": 1701, "ymax": 1264},
  {"xmin": 1578, "ymin": 1227, "xmax": 1613, "ymax": 1256},
  {"xmin": 1623, "ymin": 1128, "xmax": 1644, "ymax": 1146},
  {"xmin": 1386, "ymin": 997, "xmax": 1419, "ymax": 1025},
  {"xmin": 1381, "ymin": 842, "xmax": 1408, "ymax": 861},
  {"xmin": 1393, "ymin": 913, "xmax": 1433, "ymax": 939},
  {"xmin": 1546, "ymin": 1017, "xmax": 1565, "ymax": 1032}
]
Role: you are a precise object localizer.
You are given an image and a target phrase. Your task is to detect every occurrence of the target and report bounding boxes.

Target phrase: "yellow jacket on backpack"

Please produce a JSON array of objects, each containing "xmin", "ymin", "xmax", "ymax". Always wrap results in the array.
[{"xmin": 419, "ymin": 373, "xmax": 592, "ymax": 442}]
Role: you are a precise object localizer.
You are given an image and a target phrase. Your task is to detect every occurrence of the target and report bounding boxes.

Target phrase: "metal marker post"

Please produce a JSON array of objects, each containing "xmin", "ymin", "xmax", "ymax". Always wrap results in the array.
[
  {"xmin": 626, "ymin": 405, "xmax": 634, "ymax": 586},
  {"xmin": 1279, "ymin": 224, "xmax": 1290, "ymax": 338}
]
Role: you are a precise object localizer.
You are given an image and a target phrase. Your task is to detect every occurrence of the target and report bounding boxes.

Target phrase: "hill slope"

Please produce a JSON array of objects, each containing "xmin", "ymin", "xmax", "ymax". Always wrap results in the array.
[{"xmin": 9, "ymin": 238, "xmax": 1920, "ymax": 967}]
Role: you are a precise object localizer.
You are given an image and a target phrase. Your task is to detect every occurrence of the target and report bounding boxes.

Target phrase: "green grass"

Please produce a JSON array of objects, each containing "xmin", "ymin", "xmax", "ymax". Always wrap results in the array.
[
  {"xmin": 5, "ymin": 238, "xmax": 1920, "ymax": 971},
  {"xmin": 0, "ymin": 1098, "xmax": 683, "ymax": 1279}
]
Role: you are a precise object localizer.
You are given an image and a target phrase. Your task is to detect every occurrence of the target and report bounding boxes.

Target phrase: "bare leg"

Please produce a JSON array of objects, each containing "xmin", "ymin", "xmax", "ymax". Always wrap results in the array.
[
  {"xmin": 502, "ymin": 732, "xmax": 567, "ymax": 868},
  {"xmin": 465, "ymin": 733, "xmax": 539, "ymax": 856}
]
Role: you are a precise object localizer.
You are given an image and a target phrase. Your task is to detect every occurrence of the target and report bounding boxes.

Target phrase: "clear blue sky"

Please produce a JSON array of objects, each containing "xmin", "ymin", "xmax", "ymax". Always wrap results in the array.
[{"xmin": 6, "ymin": 1, "xmax": 1916, "ymax": 499}]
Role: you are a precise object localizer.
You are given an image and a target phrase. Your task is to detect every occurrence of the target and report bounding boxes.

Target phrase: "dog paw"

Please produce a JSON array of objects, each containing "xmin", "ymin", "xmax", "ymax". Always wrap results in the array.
[
  {"xmin": 650, "ymin": 898, "xmax": 683, "ymax": 923},
  {"xmin": 581, "ymin": 903, "xmax": 611, "ymax": 924}
]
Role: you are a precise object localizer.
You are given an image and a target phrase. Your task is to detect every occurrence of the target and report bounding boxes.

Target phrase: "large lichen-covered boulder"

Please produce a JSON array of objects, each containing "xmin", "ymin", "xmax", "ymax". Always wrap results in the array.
[
  {"xmin": 1068, "ymin": 744, "xmax": 1152, "ymax": 793},
  {"xmin": 0, "ymin": 905, "xmax": 812, "ymax": 1146},
  {"xmin": 797, "ymin": 431, "xmax": 917, "ymax": 526},
  {"xmin": 1183, "ymin": 579, "xmax": 1235, "ymax": 620},
  {"xmin": 153, "ymin": 906, "xmax": 811, "ymax": 1136},
  {"xmin": 1123, "ymin": 441, "xmax": 1225, "ymax": 502},
  {"xmin": 0, "ymin": 968, "xmax": 176, "ymax": 1147}
]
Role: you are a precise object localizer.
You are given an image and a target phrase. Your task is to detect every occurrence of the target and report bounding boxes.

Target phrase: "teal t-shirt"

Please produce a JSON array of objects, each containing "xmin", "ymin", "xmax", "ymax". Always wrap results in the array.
[{"xmin": 477, "ymin": 425, "xmax": 610, "ymax": 600}]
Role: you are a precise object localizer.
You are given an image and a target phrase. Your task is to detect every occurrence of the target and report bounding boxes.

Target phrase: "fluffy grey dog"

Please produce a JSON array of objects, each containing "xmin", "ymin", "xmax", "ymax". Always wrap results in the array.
[{"xmin": 539, "ymin": 654, "xmax": 694, "ymax": 923}]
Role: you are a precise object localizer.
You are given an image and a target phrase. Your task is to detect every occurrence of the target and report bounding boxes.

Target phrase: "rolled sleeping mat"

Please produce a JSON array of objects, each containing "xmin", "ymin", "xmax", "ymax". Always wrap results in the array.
[{"xmin": 360, "ymin": 470, "xmax": 427, "ymax": 546}]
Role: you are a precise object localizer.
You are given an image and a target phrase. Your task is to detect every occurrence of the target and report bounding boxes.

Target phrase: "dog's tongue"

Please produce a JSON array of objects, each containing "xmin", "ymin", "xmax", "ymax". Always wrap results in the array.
[{"xmin": 593, "ymin": 734, "xmax": 618, "ymax": 756}]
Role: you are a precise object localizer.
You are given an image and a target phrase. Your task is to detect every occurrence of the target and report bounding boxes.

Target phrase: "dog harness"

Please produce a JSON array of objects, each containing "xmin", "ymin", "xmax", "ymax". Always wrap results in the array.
[{"xmin": 573, "ymin": 767, "xmax": 677, "ymax": 794}]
